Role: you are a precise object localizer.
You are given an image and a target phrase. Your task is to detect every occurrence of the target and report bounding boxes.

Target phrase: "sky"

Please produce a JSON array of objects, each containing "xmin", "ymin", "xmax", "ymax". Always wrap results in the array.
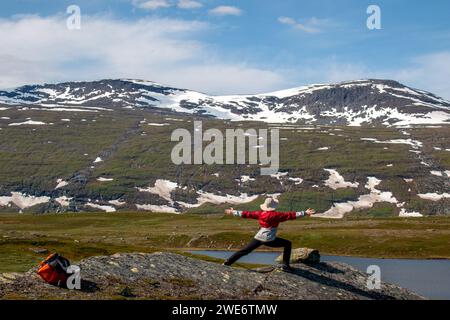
[{"xmin": 0, "ymin": 0, "xmax": 450, "ymax": 98}]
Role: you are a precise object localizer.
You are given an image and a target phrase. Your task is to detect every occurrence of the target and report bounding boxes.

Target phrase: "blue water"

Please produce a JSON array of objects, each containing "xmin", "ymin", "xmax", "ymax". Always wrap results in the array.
[{"xmin": 189, "ymin": 250, "xmax": 450, "ymax": 300}]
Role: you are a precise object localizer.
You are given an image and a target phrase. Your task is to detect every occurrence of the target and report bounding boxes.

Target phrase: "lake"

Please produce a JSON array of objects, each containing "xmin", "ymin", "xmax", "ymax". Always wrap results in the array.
[{"xmin": 189, "ymin": 250, "xmax": 450, "ymax": 300}]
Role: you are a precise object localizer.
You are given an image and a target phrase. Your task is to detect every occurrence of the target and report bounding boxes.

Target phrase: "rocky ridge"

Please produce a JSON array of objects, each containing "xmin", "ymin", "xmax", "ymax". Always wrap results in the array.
[{"xmin": 0, "ymin": 252, "xmax": 423, "ymax": 300}]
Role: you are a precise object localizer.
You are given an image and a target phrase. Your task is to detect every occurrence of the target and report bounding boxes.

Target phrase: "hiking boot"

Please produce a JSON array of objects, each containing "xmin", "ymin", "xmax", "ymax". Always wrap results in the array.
[{"xmin": 280, "ymin": 264, "xmax": 294, "ymax": 273}]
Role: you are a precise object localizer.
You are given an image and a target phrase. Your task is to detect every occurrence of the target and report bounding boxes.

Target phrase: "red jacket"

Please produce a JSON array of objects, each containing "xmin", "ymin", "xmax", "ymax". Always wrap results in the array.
[{"xmin": 237, "ymin": 210, "xmax": 303, "ymax": 228}]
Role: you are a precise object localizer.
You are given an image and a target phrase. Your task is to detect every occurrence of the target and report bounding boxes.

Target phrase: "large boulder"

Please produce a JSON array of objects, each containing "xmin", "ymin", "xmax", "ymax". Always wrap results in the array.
[{"xmin": 276, "ymin": 248, "xmax": 321, "ymax": 264}]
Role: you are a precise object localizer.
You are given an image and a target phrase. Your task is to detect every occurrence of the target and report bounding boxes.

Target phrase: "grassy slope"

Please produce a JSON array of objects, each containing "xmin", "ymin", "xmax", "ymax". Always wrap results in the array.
[
  {"xmin": 1, "ymin": 212, "xmax": 449, "ymax": 273},
  {"xmin": 1, "ymin": 107, "xmax": 449, "ymax": 215},
  {"xmin": 0, "ymin": 109, "xmax": 135, "ymax": 192},
  {"xmin": 0, "ymin": 107, "xmax": 449, "ymax": 274}
]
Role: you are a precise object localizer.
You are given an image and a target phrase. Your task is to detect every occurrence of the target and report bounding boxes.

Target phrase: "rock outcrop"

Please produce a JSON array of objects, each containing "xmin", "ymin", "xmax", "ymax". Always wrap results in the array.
[
  {"xmin": 0, "ymin": 252, "xmax": 423, "ymax": 300},
  {"xmin": 276, "ymin": 248, "xmax": 321, "ymax": 264}
]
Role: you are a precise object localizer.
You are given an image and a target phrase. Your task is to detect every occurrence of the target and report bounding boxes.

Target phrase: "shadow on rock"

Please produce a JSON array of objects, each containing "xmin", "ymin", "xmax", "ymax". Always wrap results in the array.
[
  {"xmin": 303, "ymin": 262, "xmax": 345, "ymax": 274},
  {"xmin": 290, "ymin": 267, "xmax": 395, "ymax": 300},
  {"xmin": 80, "ymin": 279, "xmax": 100, "ymax": 293}
]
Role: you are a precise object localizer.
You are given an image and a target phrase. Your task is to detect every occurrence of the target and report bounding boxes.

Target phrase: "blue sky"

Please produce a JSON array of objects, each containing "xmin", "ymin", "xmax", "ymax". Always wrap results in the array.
[{"xmin": 1, "ymin": 0, "xmax": 449, "ymax": 97}]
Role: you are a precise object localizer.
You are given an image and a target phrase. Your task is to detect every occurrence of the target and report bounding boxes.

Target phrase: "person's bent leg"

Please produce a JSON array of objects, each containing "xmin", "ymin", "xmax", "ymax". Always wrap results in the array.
[
  {"xmin": 265, "ymin": 238, "xmax": 292, "ymax": 265},
  {"xmin": 224, "ymin": 239, "xmax": 262, "ymax": 266}
]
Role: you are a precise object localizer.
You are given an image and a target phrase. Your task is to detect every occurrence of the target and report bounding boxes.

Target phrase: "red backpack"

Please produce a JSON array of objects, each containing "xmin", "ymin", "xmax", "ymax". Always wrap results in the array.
[{"xmin": 37, "ymin": 253, "xmax": 71, "ymax": 287}]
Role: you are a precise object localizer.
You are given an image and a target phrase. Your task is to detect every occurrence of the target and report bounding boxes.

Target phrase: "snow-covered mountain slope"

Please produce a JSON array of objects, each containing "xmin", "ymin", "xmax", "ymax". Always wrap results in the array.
[{"xmin": 1, "ymin": 79, "xmax": 449, "ymax": 126}]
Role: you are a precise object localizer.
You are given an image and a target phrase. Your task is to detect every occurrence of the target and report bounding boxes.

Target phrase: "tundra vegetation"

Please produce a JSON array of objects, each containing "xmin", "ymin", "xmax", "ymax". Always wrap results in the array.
[
  {"xmin": 0, "ymin": 89, "xmax": 449, "ymax": 274},
  {"xmin": 0, "ymin": 212, "xmax": 449, "ymax": 273}
]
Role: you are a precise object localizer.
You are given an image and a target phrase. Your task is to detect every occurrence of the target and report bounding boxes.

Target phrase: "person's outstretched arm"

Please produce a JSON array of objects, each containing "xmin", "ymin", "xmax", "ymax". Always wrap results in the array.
[
  {"xmin": 224, "ymin": 208, "xmax": 261, "ymax": 219},
  {"xmin": 274, "ymin": 208, "xmax": 316, "ymax": 222}
]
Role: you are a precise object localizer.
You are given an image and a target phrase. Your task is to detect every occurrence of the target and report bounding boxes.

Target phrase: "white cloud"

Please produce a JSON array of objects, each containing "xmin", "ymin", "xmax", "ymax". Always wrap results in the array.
[
  {"xmin": 209, "ymin": 6, "xmax": 242, "ymax": 16},
  {"xmin": 318, "ymin": 61, "xmax": 370, "ymax": 83},
  {"xmin": 0, "ymin": 15, "xmax": 287, "ymax": 95},
  {"xmin": 278, "ymin": 17, "xmax": 296, "ymax": 25},
  {"xmin": 177, "ymin": 0, "xmax": 202, "ymax": 9},
  {"xmin": 278, "ymin": 16, "xmax": 328, "ymax": 33},
  {"xmin": 1, "ymin": 15, "xmax": 448, "ymax": 99},
  {"xmin": 328, "ymin": 52, "xmax": 450, "ymax": 99},
  {"xmin": 288, "ymin": 54, "xmax": 450, "ymax": 100},
  {"xmin": 160, "ymin": 64, "xmax": 286, "ymax": 95},
  {"xmin": 133, "ymin": 0, "xmax": 171, "ymax": 10},
  {"xmin": 133, "ymin": 0, "xmax": 203, "ymax": 11},
  {"xmin": 392, "ymin": 52, "xmax": 450, "ymax": 99}
]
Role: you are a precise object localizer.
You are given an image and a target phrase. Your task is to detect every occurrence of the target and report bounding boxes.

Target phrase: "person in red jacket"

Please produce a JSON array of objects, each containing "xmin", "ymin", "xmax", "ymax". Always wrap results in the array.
[{"xmin": 224, "ymin": 197, "xmax": 315, "ymax": 272}]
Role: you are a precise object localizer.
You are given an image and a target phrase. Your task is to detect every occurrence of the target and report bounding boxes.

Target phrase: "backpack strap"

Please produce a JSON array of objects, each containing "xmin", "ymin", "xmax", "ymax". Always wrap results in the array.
[{"xmin": 55, "ymin": 256, "xmax": 71, "ymax": 272}]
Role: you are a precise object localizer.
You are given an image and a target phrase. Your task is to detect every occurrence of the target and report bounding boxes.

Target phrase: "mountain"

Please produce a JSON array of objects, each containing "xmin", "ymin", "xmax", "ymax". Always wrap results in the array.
[
  {"xmin": 1, "ymin": 79, "xmax": 449, "ymax": 126},
  {"xmin": 0, "ymin": 78, "xmax": 449, "ymax": 217}
]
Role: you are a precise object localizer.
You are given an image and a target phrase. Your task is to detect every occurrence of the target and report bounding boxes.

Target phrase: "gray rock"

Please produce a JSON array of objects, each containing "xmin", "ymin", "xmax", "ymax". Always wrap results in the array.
[
  {"xmin": 186, "ymin": 234, "xmax": 208, "ymax": 247},
  {"xmin": 0, "ymin": 252, "xmax": 424, "ymax": 300},
  {"xmin": 28, "ymin": 248, "xmax": 49, "ymax": 254},
  {"xmin": 276, "ymin": 248, "xmax": 321, "ymax": 264}
]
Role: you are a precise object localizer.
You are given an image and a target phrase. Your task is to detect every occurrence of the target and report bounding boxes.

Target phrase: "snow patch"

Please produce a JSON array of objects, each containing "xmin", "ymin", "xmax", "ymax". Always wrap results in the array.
[
  {"xmin": 55, "ymin": 196, "xmax": 72, "ymax": 207},
  {"xmin": 137, "ymin": 179, "xmax": 260, "ymax": 212},
  {"xmin": 0, "ymin": 192, "xmax": 50, "ymax": 209},
  {"xmin": 86, "ymin": 203, "xmax": 116, "ymax": 212},
  {"xmin": 137, "ymin": 179, "xmax": 178, "ymax": 202},
  {"xmin": 136, "ymin": 204, "xmax": 178, "ymax": 214},
  {"xmin": 288, "ymin": 177, "xmax": 303, "ymax": 185},
  {"xmin": 377, "ymin": 139, "xmax": 423, "ymax": 149},
  {"xmin": 8, "ymin": 120, "xmax": 47, "ymax": 126},
  {"xmin": 239, "ymin": 175, "xmax": 255, "ymax": 183},
  {"xmin": 148, "ymin": 123, "xmax": 170, "ymax": 127},
  {"xmin": 193, "ymin": 192, "xmax": 259, "ymax": 207},
  {"xmin": 399, "ymin": 209, "xmax": 423, "ymax": 217},
  {"xmin": 417, "ymin": 193, "xmax": 450, "ymax": 201},
  {"xmin": 315, "ymin": 177, "xmax": 398, "ymax": 219},
  {"xmin": 430, "ymin": 171, "xmax": 443, "ymax": 177},
  {"xmin": 109, "ymin": 200, "xmax": 126, "ymax": 206},
  {"xmin": 55, "ymin": 179, "xmax": 69, "ymax": 189},
  {"xmin": 361, "ymin": 138, "xmax": 423, "ymax": 149},
  {"xmin": 270, "ymin": 172, "xmax": 289, "ymax": 180},
  {"xmin": 324, "ymin": 169, "xmax": 359, "ymax": 190}
]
